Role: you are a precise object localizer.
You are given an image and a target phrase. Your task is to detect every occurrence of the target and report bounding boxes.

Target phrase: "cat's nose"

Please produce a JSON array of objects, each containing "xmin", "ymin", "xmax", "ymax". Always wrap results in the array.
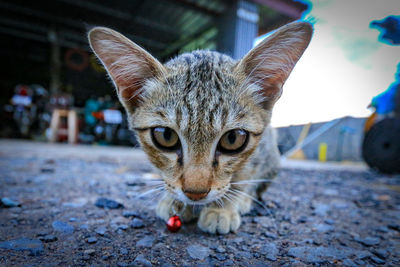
[{"xmin": 183, "ymin": 189, "xmax": 210, "ymax": 201}]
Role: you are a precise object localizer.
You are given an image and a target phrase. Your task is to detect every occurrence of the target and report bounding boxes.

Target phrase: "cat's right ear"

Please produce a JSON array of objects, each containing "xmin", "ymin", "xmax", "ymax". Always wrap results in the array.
[
  {"xmin": 88, "ymin": 27, "xmax": 166, "ymax": 113},
  {"xmin": 235, "ymin": 21, "xmax": 313, "ymax": 110}
]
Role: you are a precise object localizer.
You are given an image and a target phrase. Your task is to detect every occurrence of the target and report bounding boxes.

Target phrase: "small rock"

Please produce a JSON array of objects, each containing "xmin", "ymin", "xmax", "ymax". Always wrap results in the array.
[
  {"xmin": 356, "ymin": 251, "xmax": 372, "ymax": 259},
  {"xmin": 216, "ymin": 246, "xmax": 226, "ymax": 253},
  {"xmin": 95, "ymin": 198, "xmax": 124, "ymax": 209},
  {"xmin": 214, "ymin": 253, "xmax": 226, "ymax": 261},
  {"xmin": 117, "ymin": 262, "xmax": 128, "ymax": 267},
  {"xmin": 342, "ymin": 259, "xmax": 357, "ymax": 267},
  {"xmin": 0, "ymin": 238, "xmax": 43, "ymax": 256},
  {"xmin": 371, "ymin": 256, "xmax": 385, "ymax": 264},
  {"xmin": 118, "ymin": 224, "xmax": 129, "ymax": 230},
  {"xmin": 133, "ymin": 254, "xmax": 152, "ymax": 267},
  {"xmin": 95, "ymin": 226, "xmax": 107, "ymax": 236},
  {"xmin": 52, "ymin": 220, "xmax": 74, "ymax": 234},
  {"xmin": 130, "ymin": 218, "xmax": 144, "ymax": 229},
  {"xmin": 187, "ymin": 244, "xmax": 210, "ymax": 260},
  {"xmin": 136, "ymin": 236, "xmax": 154, "ymax": 248},
  {"xmin": 260, "ymin": 243, "xmax": 278, "ymax": 261},
  {"xmin": 324, "ymin": 219, "xmax": 335, "ymax": 225},
  {"xmin": 39, "ymin": 234, "xmax": 57, "ymax": 243},
  {"xmin": 84, "ymin": 249, "xmax": 96, "ymax": 256},
  {"xmin": 263, "ymin": 232, "xmax": 278, "ymax": 240},
  {"xmin": 355, "ymin": 236, "xmax": 380, "ymax": 246},
  {"xmin": 1, "ymin": 197, "xmax": 21, "ymax": 208},
  {"xmin": 122, "ymin": 210, "xmax": 140, "ymax": 218},
  {"xmin": 314, "ymin": 223, "xmax": 334, "ymax": 233},
  {"xmin": 375, "ymin": 226, "xmax": 389, "ymax": 233},
  {"xmin": 373, "ymin": 248, "xmax": 388, "ymax": 259},
  {"xmin": 120, "ymin": 248, "xmax": 128, "ymax": 255},
  {"xmin": 87, "ymin": 237, "xmax": 97, "ymax": 244}
]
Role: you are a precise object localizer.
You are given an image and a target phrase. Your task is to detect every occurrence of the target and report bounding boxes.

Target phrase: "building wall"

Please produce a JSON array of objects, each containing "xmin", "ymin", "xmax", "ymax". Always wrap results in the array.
[{"xmin": 277, "ymin": 117, "xmax": 367, "ymax": 161}]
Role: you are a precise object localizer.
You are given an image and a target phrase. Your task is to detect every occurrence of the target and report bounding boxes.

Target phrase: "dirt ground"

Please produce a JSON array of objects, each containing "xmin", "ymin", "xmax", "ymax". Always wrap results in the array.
[{"xmin": 0, "ymin": 139, "xmax": 399, "ymax": 266}]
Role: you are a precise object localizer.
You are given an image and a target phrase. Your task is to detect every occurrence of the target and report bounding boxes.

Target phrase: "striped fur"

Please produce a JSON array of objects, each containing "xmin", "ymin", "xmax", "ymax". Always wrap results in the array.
[{"xmin": 88, "ymin": 21, "xmax": 313, "ymax": 234}]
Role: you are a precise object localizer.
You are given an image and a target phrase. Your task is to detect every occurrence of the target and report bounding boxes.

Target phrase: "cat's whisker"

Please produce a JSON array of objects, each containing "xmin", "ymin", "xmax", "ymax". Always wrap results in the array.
[
  {"xmin": 133, "ymin": 185, "xmax": 165, "ymax": 200},
  {"xmin": 222, "ymin": 193, "xmax": 239, "ymax": 209},
  {"xmin": 230, "ymin": 179, "xmax": 273, "ymax": 185},
  {"xmin": 229, "ymin": 188, "xmax": 269, "ymax": 211}
]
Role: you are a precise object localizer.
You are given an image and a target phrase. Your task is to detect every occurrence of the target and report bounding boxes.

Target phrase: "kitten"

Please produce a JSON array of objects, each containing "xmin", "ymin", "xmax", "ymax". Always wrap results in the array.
[{"xmin": 88, "ymin": 21, "xmax": 312, "ymax": 234}]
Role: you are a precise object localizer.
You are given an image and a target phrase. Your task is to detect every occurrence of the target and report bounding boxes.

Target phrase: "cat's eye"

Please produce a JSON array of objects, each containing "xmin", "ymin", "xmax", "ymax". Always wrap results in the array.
[
  {"xmin": 218, "ymin": 129, "xmax": 249, "ymax": 154},
  {"xmin": 151, "ymin": 127, "xmax": 180, "ymax": 150}
]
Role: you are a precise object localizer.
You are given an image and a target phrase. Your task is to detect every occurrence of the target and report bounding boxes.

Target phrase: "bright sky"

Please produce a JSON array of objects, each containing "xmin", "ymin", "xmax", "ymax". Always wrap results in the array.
[{"xmin": 257, "ymin": 0, "xmax": 400, "ymax": 127}]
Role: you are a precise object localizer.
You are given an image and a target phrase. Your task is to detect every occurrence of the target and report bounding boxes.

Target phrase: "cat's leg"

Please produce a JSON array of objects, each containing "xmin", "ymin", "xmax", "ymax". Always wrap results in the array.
[
  {"xmin": 156, "ymin": 193, "xmax": 196, "ymax": 223},
  {"xmin": 198, "ymin": 203, "xmax": 241, "ymax": 235},
  {"xmin": 198, "ymin": 189, "xmax": 252, "ymax": 235}
]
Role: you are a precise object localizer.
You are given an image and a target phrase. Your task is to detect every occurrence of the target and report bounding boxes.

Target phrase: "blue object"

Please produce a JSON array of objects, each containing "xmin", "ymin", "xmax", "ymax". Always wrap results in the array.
[
  {"xmin": 370, "ymin": 15, "xmax": 400, "ymax": 45},
  {"xmin": 372, "ymin": 82, "xmax": 399, "ymax": 114}
]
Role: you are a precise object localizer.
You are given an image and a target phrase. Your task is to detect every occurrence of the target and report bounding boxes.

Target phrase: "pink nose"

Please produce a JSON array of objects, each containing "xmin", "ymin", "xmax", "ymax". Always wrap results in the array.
[{"xmin": 183, "ymin": 189, "xmax": 210, "ymax": 201}]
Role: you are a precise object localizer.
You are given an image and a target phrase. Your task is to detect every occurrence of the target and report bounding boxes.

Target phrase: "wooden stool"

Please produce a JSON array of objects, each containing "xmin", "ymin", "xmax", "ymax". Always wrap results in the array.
[{"xmin": 50, "ymin": 109, "xmax": 78, "ymax": 144}]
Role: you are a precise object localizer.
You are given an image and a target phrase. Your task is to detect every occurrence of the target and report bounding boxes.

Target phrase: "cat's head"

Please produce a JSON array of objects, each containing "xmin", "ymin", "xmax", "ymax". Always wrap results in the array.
[{"xmin": 88, "ymin": 22, "xmax": 312, "ymax": 205}]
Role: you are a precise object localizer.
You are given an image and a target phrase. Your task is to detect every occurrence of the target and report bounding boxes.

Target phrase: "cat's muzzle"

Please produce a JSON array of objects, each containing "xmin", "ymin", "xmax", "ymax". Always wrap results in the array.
[{"xmin": 182, "ymin": 188, "xmax": 210, "ymax": 201}]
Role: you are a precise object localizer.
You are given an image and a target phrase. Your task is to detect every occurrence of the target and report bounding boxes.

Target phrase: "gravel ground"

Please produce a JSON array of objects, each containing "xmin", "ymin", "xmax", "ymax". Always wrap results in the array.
[{"xmin": 0, "ymin": 140, "xmax": 399, "ymax": 266}]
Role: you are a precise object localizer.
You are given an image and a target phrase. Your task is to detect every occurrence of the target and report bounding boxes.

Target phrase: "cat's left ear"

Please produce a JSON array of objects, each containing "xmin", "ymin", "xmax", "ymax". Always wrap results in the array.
[
  {"xmin": 236, "ymin": 21, "xmax": 313, "ymax": 109},
  {"xmin": 88, "ymin": 27, "xmax": 166, "ymax": 114}
]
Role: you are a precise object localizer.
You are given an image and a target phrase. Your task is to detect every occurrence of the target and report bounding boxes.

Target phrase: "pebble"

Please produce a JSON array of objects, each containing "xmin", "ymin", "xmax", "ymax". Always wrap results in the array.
[
  {"xmin": 354, "ymin": 236, "xmax": 380, "ymax": 246},
  {"xmin": 130, "ymin": 218, "xmax": 144, "ymax": 228},
  {"xmin": 84, "ymin": 249, "xmax": 96, "ymax": 256},
  {"xmin": 118, "ymin": 224, "xmax": 129, "ymax": 230},
  {"xmin": 356, "ymin": 251, "xmax": 372, "ymax": 259},
  {"xmin": 263, "ymin": 231, "xmax": 278, "ymax": 240},
  {"xmin": 214, "ymin": 253, "xmax": 227, "ymax": 261},
  {"xmin": 186, "ymin": 244, "xmax": 210, "ymax": 260},
  {"xmin": 1, "ymin": 197, "xmax": 21, "ymax": 208},
  {"xmin": 95, "ymin": 198, "xmax": 124, "ymax": 209},
  {"xmin": 0, "ymin": 238, "xmax": 43, "ymax": 256},
  {"xmin": 260, "ymin": 243, "xmax": 278, "ymax": 261},
  {"xmin": 52, "ymin": 220, "xmax": 74, "ymax": 234},
  {"xmin": 371, "ymin": 256, "xmax": 385, "ymax": 264},
  {"xmin": 216, "ymin": 246, "xmax": 226, "ymax": 253},
  {"xmin": 39, "ymin": 234, "xmax": 57, "ymax": 243},
  {"xmin": 119, "ymin": 247, "xmax": 128, "ymax": 255},
  {"xmin": 314, "ymin": 223, "xmax": 334, "ymax": 233},
  {"xmin": 122, "ymin": 210, "xmax": 140, "ymax": 218},
  {"xmin": 373, "ymin": 248, "xmax": 388, "ymax": 259},
  {"xmin": 133, "ymin": 254, "xmax": 152, "ymax": 267},
  {"xmin": 342, "ymin": 259, "xmax": 357, "ymax": 267},
  {"xmin": 136, "ymin": 236, "xmax": 154, "ymax": 248},
  {"xmin": 87, "ymin": 237, "xmax": 97, "ymax": 244},
  {"xmin": 95, "ymin": 226, "xmax": 107, "ymax": 236}
]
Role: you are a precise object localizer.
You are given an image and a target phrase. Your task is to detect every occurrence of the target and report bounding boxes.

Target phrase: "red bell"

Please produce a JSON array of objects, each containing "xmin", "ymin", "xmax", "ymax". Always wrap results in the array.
[{"xmin": 166, "ymin": 215, "xmax": 182, "ymax": 232}]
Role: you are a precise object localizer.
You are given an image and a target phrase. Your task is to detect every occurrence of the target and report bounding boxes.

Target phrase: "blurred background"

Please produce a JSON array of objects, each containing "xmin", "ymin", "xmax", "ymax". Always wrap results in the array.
[{"xmin": 0, "ymin": 0, "xmax": 399, "ymax": 172}]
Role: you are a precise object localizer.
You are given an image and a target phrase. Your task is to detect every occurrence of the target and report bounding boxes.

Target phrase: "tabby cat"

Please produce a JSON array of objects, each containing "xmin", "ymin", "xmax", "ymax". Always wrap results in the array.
[{"xmin": 88, "ymin": 21, "xmax": 313, "ymax": 234}]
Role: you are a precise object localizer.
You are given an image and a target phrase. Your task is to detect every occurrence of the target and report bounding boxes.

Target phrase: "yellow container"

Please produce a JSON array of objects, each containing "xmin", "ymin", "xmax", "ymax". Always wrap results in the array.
[{"xmin": 319, "ymin": 143, "xmax": 328, "ymax": 162}]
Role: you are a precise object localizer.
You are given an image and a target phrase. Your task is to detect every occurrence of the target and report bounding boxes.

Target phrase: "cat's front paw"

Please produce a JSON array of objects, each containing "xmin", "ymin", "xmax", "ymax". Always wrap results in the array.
[
  {"xmin": 198, "ymin": 207, "xmax": 241, "ymax": 234},
  {"xmin": 156, "ymin": 195, "xmax": 195, "ymax": 223}
]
